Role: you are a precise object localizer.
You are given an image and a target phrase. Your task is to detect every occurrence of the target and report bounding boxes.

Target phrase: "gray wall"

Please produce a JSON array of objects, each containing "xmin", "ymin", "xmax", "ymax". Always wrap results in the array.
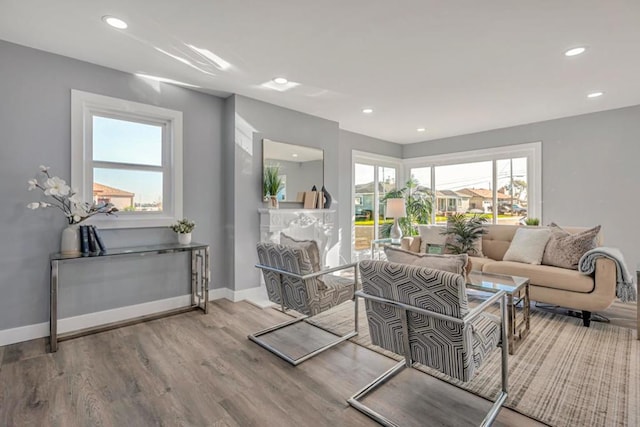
[
  {"xmin": 0, "ymin": 40, "xmax": 225, "ymax": 331},
  {"xmin": 228, "ymin": 95, "xmax": 341, "ymax": 291},
  {"xmin": 403, "ymin": 105, "xmax": 640, "ymax": 269}
]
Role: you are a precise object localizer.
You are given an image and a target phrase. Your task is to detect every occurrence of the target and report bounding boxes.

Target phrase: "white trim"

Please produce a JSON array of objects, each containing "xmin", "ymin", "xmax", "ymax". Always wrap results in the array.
[
  {"xmin": 209, "ymin": 286, "xmax": 274, "ymax": 308},
  {"xmin": 71, "ymin": 90, "xmax": 183, "ymax": 229},
  {"xmin": 0, "ymin": 294, "xmax": 192, "ymax": 346}
]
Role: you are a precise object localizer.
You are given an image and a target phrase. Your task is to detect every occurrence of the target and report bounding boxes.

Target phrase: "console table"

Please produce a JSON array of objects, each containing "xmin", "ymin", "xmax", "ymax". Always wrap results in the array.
[{"xmin": 50, "ymin": 242, "xmax": 209, "ymax": 352}]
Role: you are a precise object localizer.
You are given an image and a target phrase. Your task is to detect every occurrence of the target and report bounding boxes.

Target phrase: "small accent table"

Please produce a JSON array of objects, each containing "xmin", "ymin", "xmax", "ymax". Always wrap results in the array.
[
  {"xmin": 50, "ymin": 242, "xmax": 209, "ymax": 352},
  {"xmin": 370, "ymin": 238, "xmax": 401, "ymax": 260},
  {"xmin": 466, "ymin": 270, "xmax": 530, "ymax": 355}
]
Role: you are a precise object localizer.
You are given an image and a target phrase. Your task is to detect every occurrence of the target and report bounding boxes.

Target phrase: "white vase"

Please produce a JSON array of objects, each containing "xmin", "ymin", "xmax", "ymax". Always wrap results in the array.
[
  {"xmin": 178, "ymin": 232, "xmax": 192, "ymax": 245},
  {"xmin": 61, "ymin": 224, "xmax": 81, "ymax": 255}
]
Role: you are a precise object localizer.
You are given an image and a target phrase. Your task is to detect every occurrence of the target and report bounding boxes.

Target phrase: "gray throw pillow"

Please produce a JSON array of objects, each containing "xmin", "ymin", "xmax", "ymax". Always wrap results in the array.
[
  {"xmin": 280, "ymin": 233, "xmax": 326, "ymax": 289},
  {"xmin": 541, "ymin": 224, "xmax": 601, "ymax": 270},
  {"xmin": 384, "ymin": 246, "xmax": 468, "ymax": 276}
]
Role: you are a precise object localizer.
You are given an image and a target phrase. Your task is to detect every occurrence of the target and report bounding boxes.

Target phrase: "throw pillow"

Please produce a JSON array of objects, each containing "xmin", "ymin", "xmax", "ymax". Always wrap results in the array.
[
  {"xmin": 280, "ymin": 233, "xmax": 326, "ymax": 289},
  {"xmin": 542, "ymin": 224, "xmax": 601, "ymax": 270},
  {"xmin": 417, "ymin": 225, "xmax": 448, "ymax": 253},
  {"xmin": 502, "ymin": 227, "xmax": 551, "ymax": 265},
  {"xmin": 384, "ymin": 246, "xmax": 468, "ymax": 276}
]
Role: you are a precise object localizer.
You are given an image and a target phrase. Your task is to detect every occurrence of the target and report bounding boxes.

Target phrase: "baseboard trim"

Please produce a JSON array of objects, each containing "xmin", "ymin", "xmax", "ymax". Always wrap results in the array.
[
  {"xmin": 1, "ymin": 287, "xmax": 272, "ymax": 347},
  {"xmin": 0, "ymin": 294, "xmax": 192, "ymax": 347}
]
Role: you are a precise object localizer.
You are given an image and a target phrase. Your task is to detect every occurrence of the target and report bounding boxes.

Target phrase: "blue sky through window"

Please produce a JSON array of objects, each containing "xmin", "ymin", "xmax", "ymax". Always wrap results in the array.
[{"xmin": 93, "ymin": 116, "xmax": 163, "ymax": 205}]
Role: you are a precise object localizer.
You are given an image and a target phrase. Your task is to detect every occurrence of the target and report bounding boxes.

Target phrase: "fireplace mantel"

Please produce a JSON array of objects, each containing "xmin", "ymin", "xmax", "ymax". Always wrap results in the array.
[{"xmin": 258, "ymin": 208, "xmax": 336, "ymax": 267}]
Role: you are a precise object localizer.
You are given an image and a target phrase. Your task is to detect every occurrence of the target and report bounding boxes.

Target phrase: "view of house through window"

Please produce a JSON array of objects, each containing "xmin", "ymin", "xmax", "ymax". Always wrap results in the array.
[
  {"xmin": 353, "ymin": 161, "xmax": 398, "ymax": 259},
  {"xmin": 92, "ymin": 116, "xmax": 165, "ymax": 212}
]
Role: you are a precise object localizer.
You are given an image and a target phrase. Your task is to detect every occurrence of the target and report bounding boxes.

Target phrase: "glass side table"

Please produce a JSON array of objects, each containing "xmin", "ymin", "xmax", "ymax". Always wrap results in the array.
[{"xmin": 370, "ymin": 238, "xmax": 401, "ymax": 260}]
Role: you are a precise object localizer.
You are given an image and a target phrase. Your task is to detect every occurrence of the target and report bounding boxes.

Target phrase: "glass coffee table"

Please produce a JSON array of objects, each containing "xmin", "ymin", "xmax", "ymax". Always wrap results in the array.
[{"xmin": 466, "ymin": 270, "xmax": 530, "ymax": 355}]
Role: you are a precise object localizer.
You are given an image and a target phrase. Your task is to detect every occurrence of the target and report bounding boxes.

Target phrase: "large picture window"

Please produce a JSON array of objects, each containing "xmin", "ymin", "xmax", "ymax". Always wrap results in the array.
[
  {"xmin": 71, "ymin": 90, "xmax": 183, "ymax": 228},
  {"xmin": 404, "ymin": 142, "xmax": 541, "ymax": 225}
]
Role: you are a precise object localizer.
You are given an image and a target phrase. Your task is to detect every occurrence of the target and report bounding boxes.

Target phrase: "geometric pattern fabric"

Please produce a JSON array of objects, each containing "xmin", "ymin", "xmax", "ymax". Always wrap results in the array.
[
  {"xmin": 256, "ymin": 242, "xmax": 355, "ymax": 316},
  {"xmin": 359, "ymin": 260, "xmax": 500, "ymax": 381}
]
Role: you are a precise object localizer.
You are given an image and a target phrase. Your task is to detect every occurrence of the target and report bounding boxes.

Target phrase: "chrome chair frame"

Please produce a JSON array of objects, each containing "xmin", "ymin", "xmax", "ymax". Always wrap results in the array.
[
  {"xmin": 348, "ymin": 289, "xmax": 508, "ymax": 427},
  {"xmin": 249, "ymin": 262, "xmax": 359, "ymax": 366}
]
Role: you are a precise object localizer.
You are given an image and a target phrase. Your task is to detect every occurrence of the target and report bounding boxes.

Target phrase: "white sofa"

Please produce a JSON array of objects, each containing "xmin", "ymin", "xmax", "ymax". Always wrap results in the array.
[{"xmin": 401, "ymin": 224, "xmax": 617, "ymax": 327}]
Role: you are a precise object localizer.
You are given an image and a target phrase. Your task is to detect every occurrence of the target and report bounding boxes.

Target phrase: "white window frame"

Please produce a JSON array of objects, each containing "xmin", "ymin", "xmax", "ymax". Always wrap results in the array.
[
  {"xmin": 71, "ymin": 90, "xmax": 183, "ymax": 228},
  {"xmin": 403, "ymin": 142, "xmax": 542, "ymax": 223},
  {"xmin": 352, "ymin": 150, "xmax": 403, "ymax": 243}
]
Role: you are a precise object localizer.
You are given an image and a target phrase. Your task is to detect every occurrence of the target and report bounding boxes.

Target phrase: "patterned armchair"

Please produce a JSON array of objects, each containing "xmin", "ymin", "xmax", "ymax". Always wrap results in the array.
[
  {"xmin": 250, "ymin": 242, "xmax": 358, "ymax": 365},
  {"xmin": 349, "ymin": 260, "xmax": 508, "ymax": 426}
]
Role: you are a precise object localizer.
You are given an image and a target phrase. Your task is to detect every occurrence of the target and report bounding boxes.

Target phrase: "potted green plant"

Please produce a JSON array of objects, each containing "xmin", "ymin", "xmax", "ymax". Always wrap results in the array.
[
  {"xmin": 263, "ymin": 165, "xmax": 284, "ymax": 208},
  {"xmin": 524, "ymin": 217, "xmax": 540, "ymax": 226},
  {"xmin": 441, "ymin": 213, "xmax": 488, "ymax": 255},
  {"xmin": 171, "ymin": 218, "xmax": 196, "ymax": 245},
  {"xmin": 381, "ymin": 177, "xmax": 433, "ymax": 237}
]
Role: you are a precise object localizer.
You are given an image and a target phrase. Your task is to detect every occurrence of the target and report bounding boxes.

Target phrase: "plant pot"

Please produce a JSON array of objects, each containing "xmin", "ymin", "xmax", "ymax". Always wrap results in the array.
[
  {"xmin": 178, "ymin": 232, "xmax": 192, "ymax": 245},
  {"xmin": 270, "ymin": 196, "xmax": 279, "ymax": 209},
  {"xmin": 61, "ymin": 224, "xmax": 81, "ymax": 255}
]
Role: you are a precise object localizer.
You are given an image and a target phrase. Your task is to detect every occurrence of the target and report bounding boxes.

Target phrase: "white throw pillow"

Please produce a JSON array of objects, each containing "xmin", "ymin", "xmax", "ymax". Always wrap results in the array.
[
  {"xmin": 418, "ymin": 225, "xmax": 448, "ymax": 253},
  {"xmin": 384, "ymin": 246, "xmax": 468, "ymax": 275},
  {"xmin": 503, "ymin": 227, "xmax": 551, "ymax": 265}
]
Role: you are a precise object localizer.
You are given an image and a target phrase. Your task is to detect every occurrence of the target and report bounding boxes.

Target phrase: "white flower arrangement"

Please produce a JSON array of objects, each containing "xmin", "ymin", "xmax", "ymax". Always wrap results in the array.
[
  {"xmin": 27, "ymin": 165, "xmax": 118, "ymax": 225},
  {"xmin": 170, "ymin": 218, "xmax": 196, "ymax": 234}
]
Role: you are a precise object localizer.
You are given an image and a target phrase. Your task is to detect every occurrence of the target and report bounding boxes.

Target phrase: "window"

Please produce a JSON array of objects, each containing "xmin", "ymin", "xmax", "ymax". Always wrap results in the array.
[
  {"xmin": 352, "ymin": 151, "xmax": 402, "ymax": 259},
  {"xmin": 403, "ymin": 142, "xmax": 541, "ymax": 225},
  {"xmin": 71, "ymin": 90, "xmax": 183, "ymax": 228}
]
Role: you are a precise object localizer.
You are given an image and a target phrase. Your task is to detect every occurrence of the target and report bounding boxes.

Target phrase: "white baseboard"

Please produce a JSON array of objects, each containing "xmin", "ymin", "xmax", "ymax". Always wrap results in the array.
[
  {"xmin": 209, "ymin": 285, "xmax": 273, "ymax": 308},
  {"xmin": 0, "ymin": 294, "xmax": 192, "ymax": 347},
  {"xmin": 1, "ymin": 287, "xmax": 272, "ymax": 347}
]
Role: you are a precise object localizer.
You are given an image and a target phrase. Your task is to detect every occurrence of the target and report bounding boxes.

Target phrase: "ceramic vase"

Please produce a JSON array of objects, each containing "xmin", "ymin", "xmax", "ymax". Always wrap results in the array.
[
  {"xmin": 61, "ymin": 224, "xmax": 81, "ymax": 255},
  {"xmin": 178, "ymin": 232, "xmax": 192, "ymax": 245},
  {"xmin": 321, "ymin": 185, "xmax": 332, "ymax": 209},
  {"xmin": 270, "ymin": 195, "xmax": 279, "ymax": 209}
]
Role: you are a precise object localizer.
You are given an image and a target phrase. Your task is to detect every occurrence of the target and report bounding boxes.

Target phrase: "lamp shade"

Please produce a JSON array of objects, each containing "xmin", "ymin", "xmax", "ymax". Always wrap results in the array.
[{"xmin": 386, "ymin": 198, "xmax": 406, "ymax": 218}]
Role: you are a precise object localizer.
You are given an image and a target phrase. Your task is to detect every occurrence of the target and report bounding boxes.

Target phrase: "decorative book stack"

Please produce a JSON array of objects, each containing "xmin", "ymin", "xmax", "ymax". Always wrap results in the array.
[{"xmin": 79, "ymin": 225, "xmax": 107, "ymax": 254}]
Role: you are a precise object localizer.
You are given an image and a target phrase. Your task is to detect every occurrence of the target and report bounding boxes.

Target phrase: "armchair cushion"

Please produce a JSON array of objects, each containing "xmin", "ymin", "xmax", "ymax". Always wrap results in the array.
[
  {"xmin": 384, "ymin": 246, "xmax": 468, "ymax": 276},
  {"xmin": 280, "ymin": 233, "xmax": 326, "ymax": 290}
]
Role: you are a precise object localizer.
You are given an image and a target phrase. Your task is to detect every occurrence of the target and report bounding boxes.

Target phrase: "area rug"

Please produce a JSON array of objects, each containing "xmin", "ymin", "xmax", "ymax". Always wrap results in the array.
[{"xmin": 305, "ymin": 299, "xmax": 639, "ymax": 427}]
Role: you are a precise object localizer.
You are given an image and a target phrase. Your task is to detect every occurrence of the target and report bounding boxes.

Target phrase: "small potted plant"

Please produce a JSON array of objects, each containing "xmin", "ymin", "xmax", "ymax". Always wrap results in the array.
[
  {"xmin": 171, "ymin": 218, "xmax": 196, "ymax": 245},
  {"xmin": 263, "ymin": 165, "xmax": 284, "ymax": 208}
]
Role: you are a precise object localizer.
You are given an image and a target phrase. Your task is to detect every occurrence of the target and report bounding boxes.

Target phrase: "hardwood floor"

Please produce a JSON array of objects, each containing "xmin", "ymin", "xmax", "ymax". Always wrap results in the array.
[{"xmin": 1, "ymin": 300, "xmax": 554, "ymax": 426}]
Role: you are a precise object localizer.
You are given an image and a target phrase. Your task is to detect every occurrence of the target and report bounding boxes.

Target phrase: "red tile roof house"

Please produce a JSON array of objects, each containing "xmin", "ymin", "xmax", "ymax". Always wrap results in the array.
[
  {"xmin": 93, "ymin": 183, "xmax": 134, "ymax": 211},
  {"xmin": 457, "ymin": 188, "xmax": 511, "ymax": 213}
]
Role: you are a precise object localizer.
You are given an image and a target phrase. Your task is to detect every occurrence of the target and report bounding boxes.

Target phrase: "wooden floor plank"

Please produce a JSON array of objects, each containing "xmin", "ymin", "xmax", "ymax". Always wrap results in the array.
[{"xmin": 0, "ymin": 300, "xmax": 557, "ymax": 426}]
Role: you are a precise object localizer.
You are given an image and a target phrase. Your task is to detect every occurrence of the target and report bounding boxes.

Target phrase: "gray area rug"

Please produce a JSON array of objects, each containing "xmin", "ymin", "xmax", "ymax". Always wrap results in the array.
[{"xmin": 305, "ymin": 299, "xmax": 639, "ymax": 427}]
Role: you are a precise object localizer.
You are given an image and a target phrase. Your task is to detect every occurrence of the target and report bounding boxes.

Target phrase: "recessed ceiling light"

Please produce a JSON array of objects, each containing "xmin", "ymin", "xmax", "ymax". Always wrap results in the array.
[
  {"xmin": 564, "ymin": 47, "xmax": 586, "ymax": 57},
  {"xmin": 292, "ymin": 153, "xmax": 298, "ymax": 158},
  {"xmin": 417, "ymin": 128, "xmax": 426, "ymax": 132},
  {"xmin": 273, "ymin": 77, "xmax": 288, "ymax": 85},
  {"xmin": 362, "ymin": 108, "xmax": 373, "ymax": 114},
  {"xmin": 102, "ymin": 16, "xmax": 128, "ymax": 30},
  {"xmin": 587, "ymin": 91, "xmax": 604, "ymax": 98}
]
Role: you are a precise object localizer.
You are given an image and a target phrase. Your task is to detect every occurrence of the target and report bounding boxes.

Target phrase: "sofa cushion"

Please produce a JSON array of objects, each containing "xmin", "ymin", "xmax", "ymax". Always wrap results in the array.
[
  {"xmin": 502, "ymin": 227, "xmax": 551, "ymax": 265},
  {"xmin": 384, "ymin": 246, "xmax": 468, "ymax": 275},
  {"xmin": 542, "ymin": 224, "xmax": 601, "ymax": 270},
  {"xmin": 280, "ymin": 233, "xmax": 326, "ymax": 289},
  {"xmin": 469, "ymin": 256, "xmax": 497, "ymax": 271},
  {"xmin": 482, "ymin": 261, "xmax": 595, "ymax": 293},
  {"xmin": 418, "ymin": 225, "xmax": 448, "ymax": 253},
  {"xmin": 480, "ymin": 224, "xmax": 519, "ymax": 261}
]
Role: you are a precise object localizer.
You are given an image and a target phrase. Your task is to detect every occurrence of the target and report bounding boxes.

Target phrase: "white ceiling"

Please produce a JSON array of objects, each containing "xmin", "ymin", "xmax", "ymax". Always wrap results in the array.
[{"xmin": 2, "ymin": 0, "xmax": 640, "ymax": 144}]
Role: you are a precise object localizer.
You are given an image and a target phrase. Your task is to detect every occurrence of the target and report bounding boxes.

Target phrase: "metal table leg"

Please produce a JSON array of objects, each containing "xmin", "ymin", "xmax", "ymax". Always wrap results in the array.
[{"xmin": 50, "ymin": 260, "xmax": 58, "ymax": 352}]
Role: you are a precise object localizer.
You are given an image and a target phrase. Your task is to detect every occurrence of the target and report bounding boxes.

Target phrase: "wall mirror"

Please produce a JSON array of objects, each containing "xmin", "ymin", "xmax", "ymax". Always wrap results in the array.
[{"xmin": 263, "ymin": 139, "xmax": 324, "ymax": 202}]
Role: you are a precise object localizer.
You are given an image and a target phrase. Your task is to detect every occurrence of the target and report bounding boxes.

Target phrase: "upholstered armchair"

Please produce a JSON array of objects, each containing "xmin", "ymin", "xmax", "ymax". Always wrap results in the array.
[
  {"xmin": 251, "ymin": 242, "xmax": 358, "ymax": 365},
  {"xmin": 349, "ymin": 260, "xmax": 508, "ymax": 426}
]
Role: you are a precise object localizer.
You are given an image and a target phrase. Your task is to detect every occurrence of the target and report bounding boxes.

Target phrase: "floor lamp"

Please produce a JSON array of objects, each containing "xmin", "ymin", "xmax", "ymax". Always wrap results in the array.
[{"xmin": 386, "ymin": 198, "xmax": 406, "ymax": 244}]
